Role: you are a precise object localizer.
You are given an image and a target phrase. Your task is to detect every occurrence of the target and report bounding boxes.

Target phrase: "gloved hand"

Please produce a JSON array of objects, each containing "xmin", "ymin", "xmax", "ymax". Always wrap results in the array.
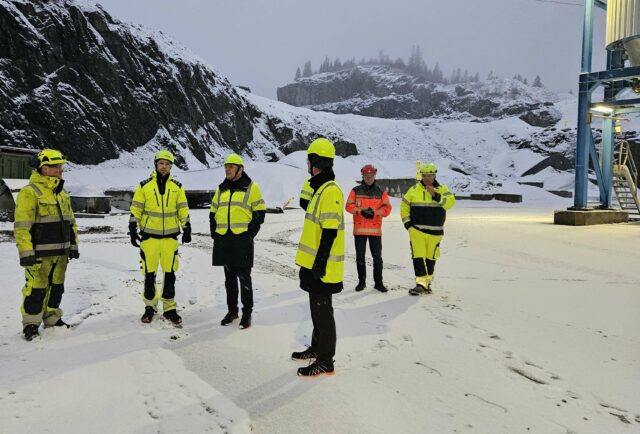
[
  {"xmin": 361, "ymin": 208, "xmax": 375, "ymax": 219},
  {"xmin": 311, "ymin": 256, "xmax": 328, "ymax": 280},
  {"xmin": 20, "ymin": 255, "xmax": 38, "ymax": 267},
  {"xmin": 129, "ymin": 222, "xmax": 141, "ymax": 247},
  {"xmin": 182, "ymin": 222, "xmax": 191, "ymax": 244},
  {"xmin": 209, "ymin": 214, "xmax": 216, "ymax": 239},
  {"xmin": 69, "ymin": 250, "xmax": 80, "ymax": 260},
  {"xmin": 432, "ymin": 192, "xmax": 441, "ymax": 202},
  {"xmin": 404, "ymin": 221, "xmax": 413, "ymax": 230}
]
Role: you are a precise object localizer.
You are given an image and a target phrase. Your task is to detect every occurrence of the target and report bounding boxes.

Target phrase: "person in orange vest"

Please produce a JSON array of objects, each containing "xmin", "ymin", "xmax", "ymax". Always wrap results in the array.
[{"xmin": 345, "ymin": 164, "xmax": 392, "ymax": 292}]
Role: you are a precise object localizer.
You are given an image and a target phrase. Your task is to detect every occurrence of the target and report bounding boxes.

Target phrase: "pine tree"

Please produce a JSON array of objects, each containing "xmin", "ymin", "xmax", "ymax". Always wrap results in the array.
[
  {"xmin": 523, "ymin": 77, "xmax": 528, "ymax": 85},
  {"xmin": 333, "ymin": 57, "xmax": 342, "ymax": 70},
  {"xmin": 487, "ymin": 70, "xmax": 495, "ymax": 80},
  {"xmin": 532, "ymin": 75, "xmax": 543, "ymax": 87},
  {"xmin": 295, "ymin": 67, "xmax": 301, "ymax": 80},
  {"xmin": 302, "ymin": 61, "xmax": 312, "ymax": 77}
]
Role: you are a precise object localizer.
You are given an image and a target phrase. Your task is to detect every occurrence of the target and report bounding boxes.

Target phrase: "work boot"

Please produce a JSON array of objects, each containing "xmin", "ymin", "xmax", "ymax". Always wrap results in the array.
[
  {"xmin": 239, "ymin": 312, "xmax": 251, "ymax": 329},
  {"xmin": 221, "ymin": 311, "xmax": 239, "ymax": 326},
  {"xmin": 374, "ymin": 282, "xmax": 388, "ymax": 293},
  {"xmin": 23, "ymin": 324, "xmax": 39, "ymax": 341},
  {"xmin": 297, "ymin": 359, "xmax": 335, "ymax": 377},
  {"xmin": 291, "ymin": 347, "xmax": 318, "ymax": 361},
  {"xmin": 163, "ymin": 309, "xmax": 182, "ymax": 326},
  {"xmin": 54, "ymin": 318, "xmax": 71, "ymax": 328},
  {"xmin": 409, "ymin": 284, "xmax": 427, "ymax": 296},
  {"xmin": 141, "ymin": 306, "xmax": 156, "ymax": 323},
  {"xmin": 355, "ymin": 280, "xmax": 366, "ymax": 292}
]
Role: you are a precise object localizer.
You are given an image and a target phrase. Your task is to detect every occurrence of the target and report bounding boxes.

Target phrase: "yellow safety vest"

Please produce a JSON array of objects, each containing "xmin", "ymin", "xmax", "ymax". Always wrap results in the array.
[
  {"xmin": 295, "ymin": 179, "xmax": 345, "ymax": 284},
  {"xmin": 210, "ymin": 181, "xmax": 266, "ymax": 235},
  {"xmin": 130, "ymin": 172, "xmax": 190, "ymax": 237},
  {"xmin": 14, "ymin": 172, "xmax": 78, "ymax": 259}
]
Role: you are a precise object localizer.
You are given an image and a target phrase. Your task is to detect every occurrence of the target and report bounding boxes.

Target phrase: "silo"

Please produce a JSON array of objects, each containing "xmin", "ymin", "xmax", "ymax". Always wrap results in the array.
[{"xmin": 606, "ymin": 0, "xmax": 640, "ymax": 65}]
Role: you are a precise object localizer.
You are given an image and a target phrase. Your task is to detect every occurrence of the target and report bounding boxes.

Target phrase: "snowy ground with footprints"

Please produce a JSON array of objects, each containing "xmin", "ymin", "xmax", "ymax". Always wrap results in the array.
[{"xmin": 0, "ymin": 204, "xmax": 638, "ymax": 434}]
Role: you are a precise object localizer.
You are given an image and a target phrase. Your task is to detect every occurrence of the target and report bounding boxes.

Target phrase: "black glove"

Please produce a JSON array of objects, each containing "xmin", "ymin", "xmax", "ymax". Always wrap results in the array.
[
  {"xmin": 432, "ymin": 192, "xmax": 441, "ymax": 202},
  {"xmin": 182, "ymin": 222, "xmax": 191, "ymax": 244},
  {"xmin": 128, "ymin": 222, "xmax": 141, "ymax": 247},
  {"xmin": 69, "ymin": 250, "xmax": 80, "ymax": 260},
  {"xmin": 311, "ymin": 257, "xmax": 328, "ymax": 280},
  {"xmin": 361, "ymin": 208, "xmax": 375, "ymax": 219},
  {"xmin": 20, "ymin": 255, "xmax": 37, "ymax": 267},
  {"xmin": 404, "ymin": 221, "xmax": 413, "ymax": 230}
]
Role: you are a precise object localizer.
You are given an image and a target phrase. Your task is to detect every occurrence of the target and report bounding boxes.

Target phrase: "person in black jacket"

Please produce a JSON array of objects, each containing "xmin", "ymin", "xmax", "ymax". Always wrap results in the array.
[{"xmin": 210, "ymin": 154, "xmax": 266, "ymax": 329}]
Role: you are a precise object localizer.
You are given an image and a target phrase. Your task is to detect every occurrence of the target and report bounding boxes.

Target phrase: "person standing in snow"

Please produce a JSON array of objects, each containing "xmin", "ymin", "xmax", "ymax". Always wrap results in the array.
[
  {"xmin": 13, "ymin": 149, "xmax": 78, "ymax": 341},
  {"xmin": 345, "ymin": 164, "xmax": 392, "ymax": 292},
  {"xmin": 292, "ymin": 138, "xmax": 344, "ymax": 377},
  {"xmin": 400, "ymin": 163, "xmax": 455, "ymax": 295},
  {"xmin": 210, "ymin": 154, "xmax": 266, "ymax": 330},
  {"xmin": 129, "ymin": 150, "xmax": 191, "ymax": 326}
]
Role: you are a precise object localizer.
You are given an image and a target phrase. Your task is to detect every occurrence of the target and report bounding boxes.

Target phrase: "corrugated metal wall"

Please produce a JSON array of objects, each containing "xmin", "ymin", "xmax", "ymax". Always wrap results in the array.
[{"xmin": 606, "ymin": 0, "xmax": 640, "ymax": 47}]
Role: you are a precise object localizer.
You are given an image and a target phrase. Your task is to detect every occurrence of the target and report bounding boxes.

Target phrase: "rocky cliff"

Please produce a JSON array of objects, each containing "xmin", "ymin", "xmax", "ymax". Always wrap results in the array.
[{"xmin": 277, "ymin": 65, "xmax": 562, "ymax": 128}]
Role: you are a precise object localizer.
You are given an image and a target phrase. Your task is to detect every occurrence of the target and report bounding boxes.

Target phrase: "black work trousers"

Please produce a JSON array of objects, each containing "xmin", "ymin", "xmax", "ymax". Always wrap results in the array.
[
  {"xmin": 354, "ymin": 235, "xmax": 383, "ymax": 284},
  {"xmin": 309, "ymin": 292, "xmax": 336, "ymax": 364},
  {"xmin": 224, "ymin": 265, "xmax": 253, "ymax": 314}
]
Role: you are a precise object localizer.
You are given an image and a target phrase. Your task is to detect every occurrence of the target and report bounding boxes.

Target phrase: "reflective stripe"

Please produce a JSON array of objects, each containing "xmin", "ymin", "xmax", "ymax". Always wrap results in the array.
[
  {"xmin": 402, "ymin": 198, "xmax": 410, "ymax": 206},
  {"xmin": 414, "ymin": 224, "xmax": 444, "ymax": 230},
  {"xmin": 297, "ymin": 243, "xmax": 344, "ymax": 262},
  {"xmin": 27, "ymin": 184, "xmax": 42, "ymax": 196},
  {"xmin": 411, "ymin": 203, "xmax": 442, "ymax": 208},
  {"xmin": 34, "ymin": 215, "xmax": 68, "ymax": 223},
  {"xmin": 35, "ymin": 242, "xmax": 71, "ymax": 251},
  {"xmin": 177, "ymin": 202, "xmax": 189, "ymax": 209},
  {"xmin": 244, "ymin": 183, "xmax": 253, "ymax": 207},
  {"xmin": 144, "ymin": 211, "xmax": 178, "ymax": 217},
  {"xmin": 129, "ymin": 215, "xmax": 140, "ymax": 223},
  {"xmin": 142, "ymin": 227, "xmax": 180, "ymax": 235},
  {"xmin": 131, "ymin": 201, "xmax": 144, "ymax": 208},
  {"xmin": 318, "ymin": 212, "xmax": 342, "ymax": 222},
  {"xmin": 443, "ymin": 192, "xmax": 453, "ymax": 196},
  {"xmin": 218, "ymin": 201, "xmax": 251, "ymax": 211},
  {"xmin": 14, "ymin": 221, "xmax": 32, "ymax": 228},
  {"xmin": 354, "ymin": 228, "xmax": 382, "ymax": 234},
  {"xmin": 229, "ymin": 222, "xmax": 249, "ymax": 229},
  {"xmin": 251, "ymin": 199, "xmax": 265, "ymax": 207},
  {"xmin": 70, "ymin": 245, "xmax": 78, "ymax": 251},
  {"xmin": 402, "ymin": 216, "xmax": 411, "ymax": 223},
  {"xmin": 19, "ymin": 250, "xmax": 35, "ymax": 258}
]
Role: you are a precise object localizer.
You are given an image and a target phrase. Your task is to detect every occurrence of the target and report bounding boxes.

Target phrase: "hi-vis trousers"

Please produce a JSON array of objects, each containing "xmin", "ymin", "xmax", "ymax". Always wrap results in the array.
[
  {"xmin": 408, "ymin": 227, "xmax": 443, "ymax": 288},
  {"xmin": 21, "ymin": 255, "xmax": 68, "ymax": 327},
  {"xmin": 140, "ymin": 238, "xmax": 179, "ymax": 312}
]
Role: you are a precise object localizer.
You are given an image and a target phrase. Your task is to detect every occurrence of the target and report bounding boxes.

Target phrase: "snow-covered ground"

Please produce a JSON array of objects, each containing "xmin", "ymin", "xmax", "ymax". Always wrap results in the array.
[{"xmin": 1, "ymin": 193, "xmax": 638, "ymax": 433}]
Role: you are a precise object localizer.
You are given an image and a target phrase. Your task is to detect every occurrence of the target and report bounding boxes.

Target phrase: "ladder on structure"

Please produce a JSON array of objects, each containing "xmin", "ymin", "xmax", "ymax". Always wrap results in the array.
[{"xmin": 613, "ymin": 141, "xmax": 640, "ymax": 221}]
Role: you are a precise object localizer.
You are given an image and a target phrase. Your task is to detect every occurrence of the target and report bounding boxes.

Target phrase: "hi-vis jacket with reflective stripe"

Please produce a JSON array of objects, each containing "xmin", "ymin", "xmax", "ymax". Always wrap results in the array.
[
  {"xmin": 130, "ymin": 172, "xmax": 190, "ymax": 238},
  {"xmin": 295, "ymin": 179, "xmax": 345, "ymax": 284},
  {"xmin": 210, "ymin": 175, "xmax": 266, "ymax": 235},
  {"xmin": 345, "ymin": 182, "xmax": 392, "ymax": 236},
  {"xmin": 400, "ymin": 180, "xmax": 455, "ymax": 236},
  {"xmin": 14, "ymin": 172, "xmax": 78, "ymax": 259}
]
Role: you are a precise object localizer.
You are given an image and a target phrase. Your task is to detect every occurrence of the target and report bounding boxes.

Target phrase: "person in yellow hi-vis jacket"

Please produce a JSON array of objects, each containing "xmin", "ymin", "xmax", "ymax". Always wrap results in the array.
[
  {"xmin": 14, "ymin": 149, "xmax": 79, "ymax": 341},
  {"xmin": 129, "ymin": 150, "xmax": 191, "ymax": 326},
  {"xmin": 210, "ymin": 154, "xmax": 266, "ymax": 330},
  {"xmin": 400, "ymin": 163, "xmax": 455, "ymax": 295},
  {"xmin": 292, "ymin": 138, "xmax": 344, "ymax": 377},
  {"xmin": 299, "ymin": 177, "xmax": 313, "ymax": 211}
]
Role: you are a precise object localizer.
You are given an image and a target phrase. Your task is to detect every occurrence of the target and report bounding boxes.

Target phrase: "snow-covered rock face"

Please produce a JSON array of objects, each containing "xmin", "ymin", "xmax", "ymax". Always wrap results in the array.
[
  {"xmin": 277, "ymin": 65, "xmax": 562, "ymax": 127},
  {"xmin": 0, "ymin": 0, "xmax": 328, "ymax": 168}
]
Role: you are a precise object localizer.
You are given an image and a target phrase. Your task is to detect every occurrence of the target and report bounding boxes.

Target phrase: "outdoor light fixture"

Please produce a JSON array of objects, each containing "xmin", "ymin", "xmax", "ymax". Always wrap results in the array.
[{"xmin": 591, "ymin": 105, "xmax": 614, "ymax": 114}]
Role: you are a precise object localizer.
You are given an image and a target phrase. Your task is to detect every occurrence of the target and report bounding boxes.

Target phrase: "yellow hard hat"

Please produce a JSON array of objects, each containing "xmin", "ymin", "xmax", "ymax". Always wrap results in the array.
[
  {"xmin": 307, "ymin": 138, "xmax": 335, "ymax": 159},
  {"xmin": 154, "ymin": 150, "xmax": 174, "ymax": 164},
  {"xmin": 224, "ymin": 153, "xmax": 244, "ymax": 166},
  {"xmin": 33, "ymin": 149, "xmax": 67, "ymax": 168},
  {"xmin": 419, "ymin": 163, "xmax": 437, "ymax": 174}
]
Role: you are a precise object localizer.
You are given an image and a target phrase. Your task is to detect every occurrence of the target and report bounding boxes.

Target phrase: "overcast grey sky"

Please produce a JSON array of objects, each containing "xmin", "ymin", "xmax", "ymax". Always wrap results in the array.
[{"xmin": 94, "ymin": 0, "xmax": 608, "ymax": 98}]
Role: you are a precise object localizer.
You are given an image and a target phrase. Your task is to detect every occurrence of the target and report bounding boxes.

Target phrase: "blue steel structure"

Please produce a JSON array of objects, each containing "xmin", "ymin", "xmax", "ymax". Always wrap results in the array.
[{"xmin": 575, "ymin": 0, "xmax": 640, "ymax": 208}]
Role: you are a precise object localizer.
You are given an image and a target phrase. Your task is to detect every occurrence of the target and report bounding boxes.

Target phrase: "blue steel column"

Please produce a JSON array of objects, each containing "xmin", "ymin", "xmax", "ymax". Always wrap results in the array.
[
  {"xmin": 600, "ymin": 115, "xmax": 615, "ymax": 207},
  {"xmin": 574, "ymin": 0, "xmax": 595, "ymax": 208}
]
